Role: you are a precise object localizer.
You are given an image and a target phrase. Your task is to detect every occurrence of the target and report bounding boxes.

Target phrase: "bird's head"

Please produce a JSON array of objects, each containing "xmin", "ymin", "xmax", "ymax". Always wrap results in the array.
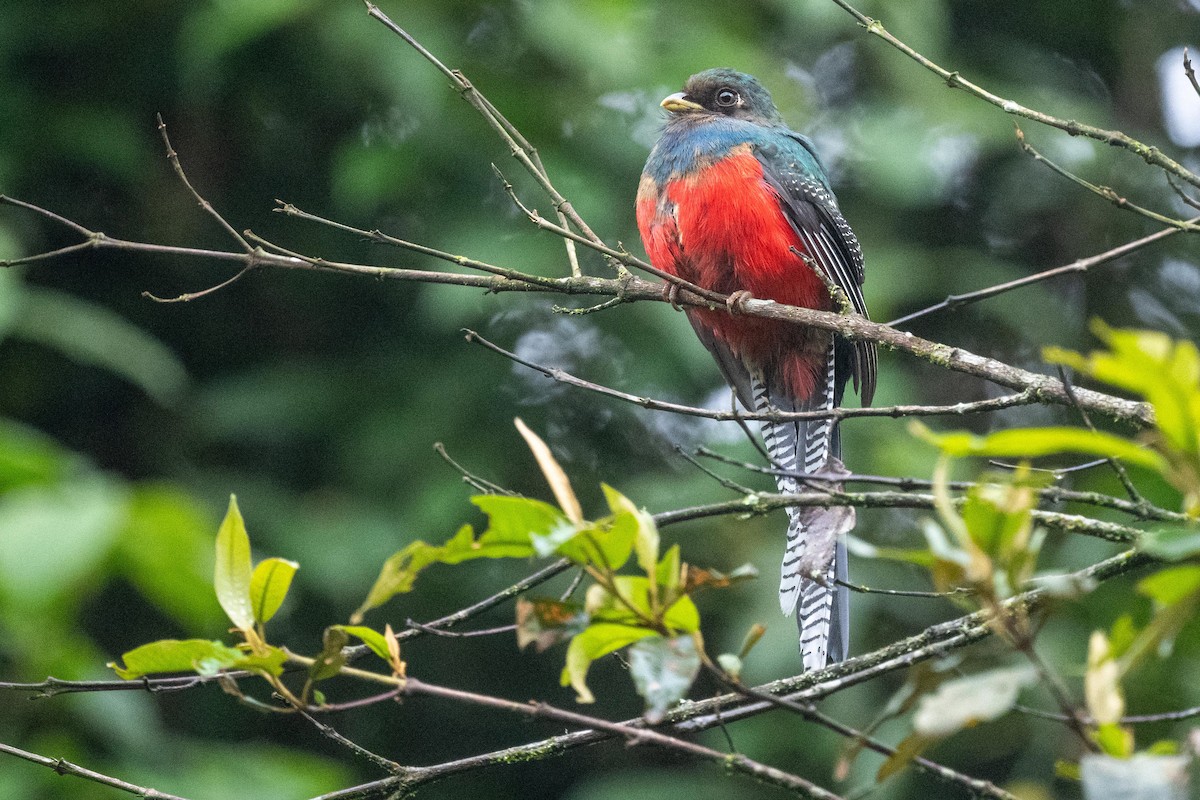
[{"xmin": 660, "ymin": 69, "xmax": 785, "ymax": 126}]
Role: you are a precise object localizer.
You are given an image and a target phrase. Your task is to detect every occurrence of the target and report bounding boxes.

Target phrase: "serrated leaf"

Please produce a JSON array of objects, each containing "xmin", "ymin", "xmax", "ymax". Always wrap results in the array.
[
  {"xmin": 214, "ymin": 495, "xmax": 254, "ymax": 631},
  {"xmin": 309, "ymin": 627, "xmax": 349, "ymax": 682},
  {"xmin": 250, "ymin": 557, "xmax": 298, "ymax": 625},
  {"xmin": 628, "ymin": 635, "xmax": 700, "ymax": 723},
  {"xmin": 515, "ymin": 597, "xmax": 587, "ymax": 652},
  {"xmin": 1139, "ymin": 526, "xmax": 1200, "ymax": 561},
  {"xmin": 560, "ymin": 623, "xmax": 656, "ymax": 703},
  {"xmin": 108, "ymin": 639, "xmax": 286, "ymax": 679},
  {"xmin": 912, "ymin": 665, "xmax": 1036, "ymax": 738}
]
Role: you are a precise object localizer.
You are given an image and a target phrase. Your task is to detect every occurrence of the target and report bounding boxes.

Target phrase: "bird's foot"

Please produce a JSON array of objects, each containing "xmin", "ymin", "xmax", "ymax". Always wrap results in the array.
[
  {"xmin": 726, "ymin": 290, "xmax": 755, "ymax": 315},
  {"xmin": 662, "ymin": 281, "xmax": 683, "ymax": 311}
]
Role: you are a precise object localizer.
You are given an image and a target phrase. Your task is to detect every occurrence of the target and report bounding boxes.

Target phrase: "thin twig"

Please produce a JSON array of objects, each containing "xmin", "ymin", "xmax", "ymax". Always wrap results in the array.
[
  {"xmin": 1056, "ymin": 365, "xmax": 1148, "ymax": 508},
  {"xmin": 888, "ymin": 221, "xmax": 1192, "ymax": 327},
  {"xmin": 465, "ymin": 327, "xmax": 1044, "ymax": 423},
  {"xmin": 433, "ymin": 441, "xmax": 516, "ymax": 495},
  {"xmin": 694, "ymin": 448, "xmax": 1184, "ymax": 522},
  {"xmin": 0, "ymin": 194, "xmax": 1156, "ymax": 427},
  {"xmin": 293, "ymin": 705, "xmax": 405, "ymax": 774},
  {"xmin": 0, "ymin": 741, "xmax": 190, "ymax": 800},
  {"xmin": 828, "ymin": 0, "xmax": 1200, "ymax": 190},
  {"xmin": 1015, "ymin": 126, "xmax": 1200, "ymax": 232},
  {"xmin": 703, "ymin": 663, "xmax": 1019, "ymax": 800},
  {"xmin": 155, "ymin": 114, "xmax": 252, "ymax": 252}
]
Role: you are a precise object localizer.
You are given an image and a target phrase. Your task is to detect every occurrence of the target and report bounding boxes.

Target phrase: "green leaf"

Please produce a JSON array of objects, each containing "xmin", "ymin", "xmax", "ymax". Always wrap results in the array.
[
  {"xmin": 844, "ymin": 534, "xmax": 936, "ymax": 566},
  {"xmin": 560, "ymin": 623, "xmax": 656, "ymax": 703},
  {"xmin": 1108, "ymin": 615, "xmax": 1138, "ymax": 660},
  {"xmin": 912, "ymin": 665, "xmax": 1036, "ymax": 738},
  {"xmin": 913, "ymin": 423, "xmax": 1166, "ymax": 472},
  {"xmin": 549, "ymin": 515, "xmax": 635, "ymax": 571},
  {"xmin": 877, "ymin": 731, "xmax": 937, "ymax": 782},
  {"xmin": 250, "ymin": 557, "xmax": 299, "ymax": 625},
  {"xmin": 1139, "ymin": 526, "xmax": 1200, "ymax": 561},
  {"xmin": 584, "ymin": 576, "xmax": 650, "ymax": 626},
  {"xmin": 655, "ymin": 544, "xmax": 681, "ymax": 597},
  {"xmin": 353, "ymin": 497, "xmax": 555, "ymax": 622},
  {"xmin": 662, "ymin": 595, "xmax": 700, "ymax": 634},
  {"xmin": 336, "ymin": 625, "xmax": 393, "ymax": 664},
  {"xmin": 603, "ymin": 484, "xmax": 658, "ymax": 574},
  {"xmin": 309, "ymin": 627, "xmax": 349, "ymax": 683},
  {"xmin": 12, "ymin": 285, "xmax": 189, "ymax": 406},
  {"xmin": 108, "ymin": 639, "xmax": 287, "ymax": 679},
  {"xmin": 1093, "ymin": 723, "xmax": 1133, "ymax": 759},
  {"xmin": 214, "ymin": 495, "xmax": 254, "ymax": 631},
  {"xmin": 627, "ymin": 635, "xmax": 700, "ymax": 723},
  {"xmin": 515, "ymin": 597, "xmax": 587, "ymax": 652},
  {"xmin": 473, "ymin": 495, "xmax": 564, "ymax": 557},
  {"xmin": 1137, "ymin": 565, "xmax": 1200, "ymax": 606}
]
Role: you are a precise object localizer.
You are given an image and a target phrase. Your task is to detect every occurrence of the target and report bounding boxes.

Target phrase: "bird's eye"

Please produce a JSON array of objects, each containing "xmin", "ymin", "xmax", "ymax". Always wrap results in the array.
[{"xmin": 715, "ymin": 88, "xmax": 739, "ymax": 107}]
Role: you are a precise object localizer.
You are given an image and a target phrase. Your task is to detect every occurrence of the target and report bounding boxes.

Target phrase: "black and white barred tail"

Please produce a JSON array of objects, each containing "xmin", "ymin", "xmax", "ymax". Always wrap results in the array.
[{"xmin": 753, "ymin": 338, "xmax": 849, "ymax": 672}]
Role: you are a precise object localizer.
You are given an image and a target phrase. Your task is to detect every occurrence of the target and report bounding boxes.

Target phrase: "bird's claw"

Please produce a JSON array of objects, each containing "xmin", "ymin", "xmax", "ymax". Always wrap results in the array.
[
  {"xmin": 727, "ymin": 290, "xmax": 754, "ymax": 314},
  {"xmin": 662, "ymin": 281, "xmax": 683, "ymax": 311}
]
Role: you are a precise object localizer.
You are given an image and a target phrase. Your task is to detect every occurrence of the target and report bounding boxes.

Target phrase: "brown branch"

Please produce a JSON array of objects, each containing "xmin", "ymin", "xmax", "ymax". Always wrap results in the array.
[
  {"xmin": 0, "ymin": 741, "xmax": 190, "ymax": 800},
  {"xmin": 362, "ymin": 2, "xmax": 609, "ymax": 259},
  {"xmin": 334, "ymin": 550, "xmax": 1148, "ymax": 798},
  {"xmin": 692, "ymin": 449, "xmax": 1185, "ymax": 522},
  {"xmin": 828, "ymin": 0, "xmax": 1200, "ymax": 190},
  {"xmin": 703, "ymin": 663, "xmax": 1019, "ymax": 800},
  {"xmin": 0, "ymin": 191, "xmax": 1155, "ymax": 428},
  {"xmin": 465, "ymin": 327, "xmax": 1043, "ymax": 423},
  {"xmin": 888, "ymin": 220, "xmax": 1192, "ymax": 327},
  {"xmin": 155, "ymin": 114, "xmax": 252, "ymax": 253},
  {"xmin": 1015, "ymin": 126, "xmax": 1200, "ymax": 231}
]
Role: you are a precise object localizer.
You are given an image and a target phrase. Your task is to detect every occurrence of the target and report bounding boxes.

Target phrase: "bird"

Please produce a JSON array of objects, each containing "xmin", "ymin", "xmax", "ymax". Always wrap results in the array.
[{"xmin": 636, "ymin": 68, "xmax": 876, "ymax": 671}]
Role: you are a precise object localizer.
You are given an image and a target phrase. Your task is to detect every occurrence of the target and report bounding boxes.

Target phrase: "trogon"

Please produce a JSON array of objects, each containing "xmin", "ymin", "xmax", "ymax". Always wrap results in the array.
[{"xmin": 637, "ymin": 69, "xmax": 877, "ymax": 671}]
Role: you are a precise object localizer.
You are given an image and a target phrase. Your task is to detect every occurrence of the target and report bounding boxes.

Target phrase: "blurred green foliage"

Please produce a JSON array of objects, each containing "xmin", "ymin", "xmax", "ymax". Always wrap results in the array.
[{"xmin": 3, "ymin": 0, "xmax": 1200, "ymax": 798}]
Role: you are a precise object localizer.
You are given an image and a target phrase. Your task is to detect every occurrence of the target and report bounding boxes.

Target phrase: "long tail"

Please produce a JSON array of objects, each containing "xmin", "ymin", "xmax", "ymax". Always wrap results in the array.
[{"xmin": 753, "ymin": 338, "xmax": 848, "ymax": 672}]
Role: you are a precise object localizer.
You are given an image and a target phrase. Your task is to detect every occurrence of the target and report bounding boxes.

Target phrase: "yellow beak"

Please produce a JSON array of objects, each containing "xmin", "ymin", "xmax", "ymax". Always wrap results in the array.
[{"xmin": 660, "ymin": 92, "xmax": 704, "ymax": 113}]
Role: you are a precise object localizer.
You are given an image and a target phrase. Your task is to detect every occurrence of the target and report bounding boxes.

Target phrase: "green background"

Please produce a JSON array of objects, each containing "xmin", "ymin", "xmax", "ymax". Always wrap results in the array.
[{"xmin": 1, "ymin": 0, "xmax": 1198, "ymax": 798}]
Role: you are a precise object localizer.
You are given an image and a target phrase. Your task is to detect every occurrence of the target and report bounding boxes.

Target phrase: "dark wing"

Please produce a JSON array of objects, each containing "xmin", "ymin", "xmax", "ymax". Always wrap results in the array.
[{"xmin": 755, "ymin": 134, "xmax": 877, "ymax": 406}]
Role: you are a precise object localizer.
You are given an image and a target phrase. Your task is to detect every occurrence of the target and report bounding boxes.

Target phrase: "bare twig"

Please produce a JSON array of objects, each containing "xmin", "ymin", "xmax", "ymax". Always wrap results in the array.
[
  {"xmin": 1015, "ymin": 126, "xmax": 1200, "ymax": 232},
  {"xmin": 0, "ymin": 741, "xmax": 190, "ymax": 800},
  {"xmin": 466, "ymin": 328, "xmax": 1044, "ymax": 422},
  {"xmin": 828, "ymin": 0, "xmax": 1200, "ymax": 190},
  {"xmin": 888, "ymin": 221, "xmax": 1192, "ymax": 327}
]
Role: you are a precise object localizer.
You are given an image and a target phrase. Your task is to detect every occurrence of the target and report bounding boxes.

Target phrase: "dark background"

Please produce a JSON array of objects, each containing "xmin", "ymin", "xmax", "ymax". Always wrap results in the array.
[{"xmin": 2, "ymin": 1, "xmax": 1199, "ymax": 798}]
